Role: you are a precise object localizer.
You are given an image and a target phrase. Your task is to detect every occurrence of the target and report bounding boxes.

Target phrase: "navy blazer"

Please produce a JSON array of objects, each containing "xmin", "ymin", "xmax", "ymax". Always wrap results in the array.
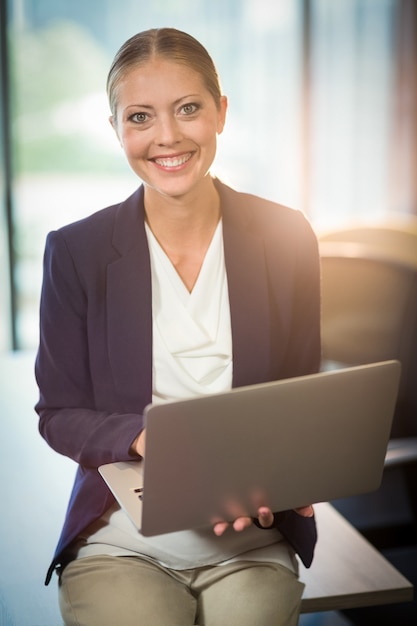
[{"xmin": 35, "ymin": 179, "xmax": 321, "ymax": 585}]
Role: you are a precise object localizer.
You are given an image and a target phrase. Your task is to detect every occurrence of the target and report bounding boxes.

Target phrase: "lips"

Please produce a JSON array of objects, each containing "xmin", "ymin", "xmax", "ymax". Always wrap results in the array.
[{"xmin": 153, "ymin": 152, "xmax": 193, "ymax": 168}]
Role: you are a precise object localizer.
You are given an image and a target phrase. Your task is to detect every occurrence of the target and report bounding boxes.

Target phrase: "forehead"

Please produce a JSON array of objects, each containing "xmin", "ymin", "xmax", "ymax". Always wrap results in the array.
[{"xmin": 116, "ymin": 58, "xmax": 208, "ymax": 106}]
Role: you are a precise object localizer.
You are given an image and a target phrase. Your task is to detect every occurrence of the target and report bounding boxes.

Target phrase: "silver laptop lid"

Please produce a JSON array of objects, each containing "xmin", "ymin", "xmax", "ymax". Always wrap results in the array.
[{"xmin": 100, "ymin": 360, "xmax": 401, "ymax": 536}]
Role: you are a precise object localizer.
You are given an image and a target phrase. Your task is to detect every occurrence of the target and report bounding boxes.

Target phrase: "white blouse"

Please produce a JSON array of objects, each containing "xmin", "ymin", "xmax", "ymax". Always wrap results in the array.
[
  {"xmin": 147, "ymin": 219, "xmax": 233, "ymax": 402},
  {"xmin": 76, "ymin": 220, "xmax": 297, "ymax": 574}
]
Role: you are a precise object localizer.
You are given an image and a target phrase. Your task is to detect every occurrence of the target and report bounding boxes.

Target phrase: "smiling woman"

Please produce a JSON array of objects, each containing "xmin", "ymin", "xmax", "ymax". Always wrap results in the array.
[{"xmin": 35, "ymin": 26, "xmax": 320, "ymax": 626}]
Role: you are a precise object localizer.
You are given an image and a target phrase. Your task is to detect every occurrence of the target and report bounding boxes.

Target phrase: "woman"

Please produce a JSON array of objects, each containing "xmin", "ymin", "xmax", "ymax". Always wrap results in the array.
[{"xmin": 36, "ymin": 27, "xmax": 321, "ymax": 626}]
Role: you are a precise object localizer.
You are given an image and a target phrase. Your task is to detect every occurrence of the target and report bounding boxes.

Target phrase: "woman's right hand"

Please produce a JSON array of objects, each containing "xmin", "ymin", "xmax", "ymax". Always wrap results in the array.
[{"xmin": 131, "ymin": 429, "xmax": 146, "ymax": 458}]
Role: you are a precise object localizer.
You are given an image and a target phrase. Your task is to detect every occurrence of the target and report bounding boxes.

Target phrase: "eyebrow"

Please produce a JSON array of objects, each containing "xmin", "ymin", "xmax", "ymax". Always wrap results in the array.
[{"xmin": 124, "ymin": 94, "xmax": 202, "ymax": 111}]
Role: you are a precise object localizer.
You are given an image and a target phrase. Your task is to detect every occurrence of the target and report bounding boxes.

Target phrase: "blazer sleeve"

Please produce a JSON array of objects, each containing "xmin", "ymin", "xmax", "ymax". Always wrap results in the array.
[
  {"xmin": 277, "ymin": 510, "xmax": 317, "ymax": 568},
  {"xmin": 254, "ymin": 510, "xmax": 317, "ymax": 568},
  {"xmin": 35, "ymin": 230, "xmax": 144, "ymax": 469}
]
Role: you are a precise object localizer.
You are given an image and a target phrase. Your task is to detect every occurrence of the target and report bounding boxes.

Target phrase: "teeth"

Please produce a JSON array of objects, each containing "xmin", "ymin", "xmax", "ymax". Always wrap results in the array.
[{"xmin": 155, "ymin": 153, "xmax": 191, "ymax": 168}]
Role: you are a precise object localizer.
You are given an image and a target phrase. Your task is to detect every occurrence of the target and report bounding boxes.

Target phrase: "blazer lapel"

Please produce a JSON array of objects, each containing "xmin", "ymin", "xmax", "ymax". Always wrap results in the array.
[
  {"xmin": 218, "ymin": 181, "xmax": 272, "ymax": 388},
  {"xmin": 106, "ymin": 187, "xmax": 153, "ymax": 411}
]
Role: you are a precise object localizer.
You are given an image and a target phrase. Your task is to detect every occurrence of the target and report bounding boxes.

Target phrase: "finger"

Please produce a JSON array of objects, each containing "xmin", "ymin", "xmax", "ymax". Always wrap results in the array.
[
  {"xmin": 233, "ymin": 516, "xmax": 252, "ymax": 532},
  {"xmin": 258, "ymin": 506, "xmax": 274, "ymax": 528},
  {"xmin": 213, "ymin": 521, "xmax": 229, "ymax": 536}
]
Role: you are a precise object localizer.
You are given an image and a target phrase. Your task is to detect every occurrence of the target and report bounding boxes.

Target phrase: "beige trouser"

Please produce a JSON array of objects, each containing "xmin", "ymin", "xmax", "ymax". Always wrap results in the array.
[{"xmin": 58, "ymin": 555, "xmax": 304, "ymax": 626}]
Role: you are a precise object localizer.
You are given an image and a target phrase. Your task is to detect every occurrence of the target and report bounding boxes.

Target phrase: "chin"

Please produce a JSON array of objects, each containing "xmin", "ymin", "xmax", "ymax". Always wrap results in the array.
[{"xmin": 151, "ymin": 174, "xmax": 209, "ymax": 199}]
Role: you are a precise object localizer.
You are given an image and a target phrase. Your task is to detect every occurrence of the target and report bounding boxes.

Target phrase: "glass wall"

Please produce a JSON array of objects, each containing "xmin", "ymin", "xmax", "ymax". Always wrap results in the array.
[{"xmin": 4, "ymin": 0, "xmax": 405, "ymax": 348}]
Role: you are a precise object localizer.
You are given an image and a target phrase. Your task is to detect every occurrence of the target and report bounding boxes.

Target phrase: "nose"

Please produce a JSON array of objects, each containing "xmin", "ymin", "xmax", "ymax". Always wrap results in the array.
[{"xmin": 154, "ymin": 114, "xmax": 182, "ymax": 147}]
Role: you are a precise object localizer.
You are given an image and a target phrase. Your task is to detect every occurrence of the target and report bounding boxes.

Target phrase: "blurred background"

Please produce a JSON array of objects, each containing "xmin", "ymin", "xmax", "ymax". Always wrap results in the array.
[
  {"xmin": 1, "ymin": 0, "xmax": 416, "ymax": 351},
  {"xmin": 1, "ymin": 1, "xmax": 416, "ymax": 624}
]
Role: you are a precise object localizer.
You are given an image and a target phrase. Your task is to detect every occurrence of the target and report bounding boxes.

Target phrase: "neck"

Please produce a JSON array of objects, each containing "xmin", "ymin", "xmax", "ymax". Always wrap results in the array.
[
  {"xmin": 144, "ymin": 176, "xmax": 221, "ymax": 244},
  {"xmin": 143, "ymin": 176, "xmax": 221, "ymax": 292}
]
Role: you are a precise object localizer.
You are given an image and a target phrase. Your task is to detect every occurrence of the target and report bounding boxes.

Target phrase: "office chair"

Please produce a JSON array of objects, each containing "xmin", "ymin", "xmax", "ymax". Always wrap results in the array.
[
  {"xmin": 319, "ymin": 240, "xmax": 417, "ymax": 439},
  {"xmin": 318, "ymin": 228, "xmax": 417, "ymax": 552}
]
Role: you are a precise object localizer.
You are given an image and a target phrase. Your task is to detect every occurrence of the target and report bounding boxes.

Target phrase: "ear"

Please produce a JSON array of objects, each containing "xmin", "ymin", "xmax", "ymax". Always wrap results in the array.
[
  {"xmin": 217, "ymin": 96, "xmax": 228, "ymax": 135},
  {"xmin": 109, "ymin": 115, "xmax": 122, "ymax": 145}
]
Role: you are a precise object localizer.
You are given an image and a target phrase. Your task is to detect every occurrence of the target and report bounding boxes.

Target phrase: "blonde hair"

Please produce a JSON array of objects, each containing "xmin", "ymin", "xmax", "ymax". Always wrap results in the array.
[{"xmin": 107, "ymin": 28, "xmax": 223, "ymax": 118}]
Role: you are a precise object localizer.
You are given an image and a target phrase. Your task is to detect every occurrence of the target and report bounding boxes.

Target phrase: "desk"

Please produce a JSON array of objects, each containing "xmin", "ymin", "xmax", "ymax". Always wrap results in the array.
[
  {"xmin": 385, "ymin": 437, "xmax": 417, "ymax": 467},
  {"xmin": 299, "ymin": 502, "xmax": 414, "ymax": 613}
]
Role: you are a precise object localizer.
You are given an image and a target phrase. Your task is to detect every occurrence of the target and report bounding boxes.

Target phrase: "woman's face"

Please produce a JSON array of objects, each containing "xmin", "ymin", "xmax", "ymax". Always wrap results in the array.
[{"xmin": 111, "ymin": 58, "xmax": 227, "ymax": 200}]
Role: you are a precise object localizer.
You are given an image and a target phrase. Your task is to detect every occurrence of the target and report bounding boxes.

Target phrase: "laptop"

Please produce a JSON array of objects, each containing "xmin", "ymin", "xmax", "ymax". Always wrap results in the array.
[{"xmin": 99, "ymin": 360, "xmax": 401, "ymax": 536}]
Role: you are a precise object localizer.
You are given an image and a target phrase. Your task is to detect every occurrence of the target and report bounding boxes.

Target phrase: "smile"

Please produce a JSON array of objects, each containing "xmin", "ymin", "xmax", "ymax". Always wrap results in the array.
[{"xmin": 153, "ymin": 153, "xmax": 193, "ymax": 168}]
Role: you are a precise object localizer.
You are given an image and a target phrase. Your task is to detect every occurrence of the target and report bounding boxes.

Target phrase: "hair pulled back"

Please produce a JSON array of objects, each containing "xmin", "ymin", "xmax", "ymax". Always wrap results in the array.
[{"xmin": 107, "ymin": 28, "xmax": 223, "ymax": 117}]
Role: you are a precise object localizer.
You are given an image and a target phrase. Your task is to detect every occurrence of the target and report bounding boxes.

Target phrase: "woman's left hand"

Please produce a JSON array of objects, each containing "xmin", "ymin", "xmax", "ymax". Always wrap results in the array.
[
  {"xmin": 213, "ymin": 506, "xmax": 275, "ymax": 536},
  {"xmin": 213, "ymin": 504, "xmax": 314, "ymax": 536}
]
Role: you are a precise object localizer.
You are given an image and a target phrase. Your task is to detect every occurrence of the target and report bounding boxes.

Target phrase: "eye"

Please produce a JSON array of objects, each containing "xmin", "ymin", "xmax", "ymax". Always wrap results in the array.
[
  {"xmin": 179, "ymin": 103, "xmax": 200, "ymax": 116},
  {"xmin": 129, "ymin": 112, "xmax": 150, "ymax": 124}
]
